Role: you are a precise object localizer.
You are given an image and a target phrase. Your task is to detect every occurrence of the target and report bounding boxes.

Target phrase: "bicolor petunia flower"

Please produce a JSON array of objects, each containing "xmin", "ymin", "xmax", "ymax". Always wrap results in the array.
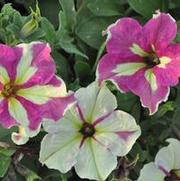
[
  {"xmin": 97, "ymin": 12, "xmax": 180, "ymax": 114},
  {"xmin": 0, "ymin": 41, "xmax": 74, "ymax": 145},
  {"xmin": 39, "ymin": 82, "xmax": 141, "ymax": 181},
  {"xmin": 138, "ymin": 138, "xmax": 180, "ymax": 181}
]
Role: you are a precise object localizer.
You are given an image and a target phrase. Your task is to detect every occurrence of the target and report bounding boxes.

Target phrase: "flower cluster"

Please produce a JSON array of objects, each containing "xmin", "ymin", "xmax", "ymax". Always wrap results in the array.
[{"xmin": 0, "ymin": 10, "xmax": 180, "ymax": 181}]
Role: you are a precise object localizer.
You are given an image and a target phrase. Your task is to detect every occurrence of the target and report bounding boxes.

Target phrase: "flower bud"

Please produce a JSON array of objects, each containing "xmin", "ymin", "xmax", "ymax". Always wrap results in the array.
[{"xmin": 20, "ymin": 2, "xmax": 41, "ymax": 38}]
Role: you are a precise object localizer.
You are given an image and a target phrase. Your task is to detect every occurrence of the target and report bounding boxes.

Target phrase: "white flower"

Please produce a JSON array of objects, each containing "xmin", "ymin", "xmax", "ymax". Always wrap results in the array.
[
  {"xmin": 39, "ymin": 82, "xmax": 141, "ymax": 180},
  {"xmin": 138, "ymin": 138, "xmax": 180, "ymax": 181}
]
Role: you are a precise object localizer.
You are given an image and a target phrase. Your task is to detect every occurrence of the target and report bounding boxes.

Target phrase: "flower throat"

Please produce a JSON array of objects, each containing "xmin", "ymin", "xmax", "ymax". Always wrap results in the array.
[
  {"xmin": 79, "ymin": 122, "xmax": 95, "ymax": 138},
  {"xmin": 1, "ymin": 81, "xmax": 20, "ymax": 98}
]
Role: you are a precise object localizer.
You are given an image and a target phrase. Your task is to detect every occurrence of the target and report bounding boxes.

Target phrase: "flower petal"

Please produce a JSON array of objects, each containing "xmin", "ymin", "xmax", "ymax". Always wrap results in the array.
[
  {"xmin": 42, "ymin": 104, "xmax": 82, "ymax": 134},
  {"xmin": 153, "ymin": 44, "xmax": 180, "ymax": 87},
  {"xmin": 96, "ymin": 53, "xmax": 143, "ymax": 92},
  {"xmin": 0, "ymin": 99, "xmax": 17, "ymax": 128},
  {"xmin": 155, "ymin": 146, "xmax": 174, "ymax": 174},
  {"xmin": 17, "ymin": 75, "xmax": 75, "ymax": 122},
  {"xmin": 75, "ymin": 138, "xmax": 117, "ymax": 181},
  {"xmin": 8, "ymin": 97, "xmax": 29, "ymax": 126},
  {"xmin": 75, "ymin": 82, "xmax": 117, "ymax": 123},
  {"xmin": 15, "ymin": 43, "xmax": 36, "ymax": 84},
  {"xmin": 0, "ymin": 44, "xmax": 20, "ymax": 80},
  {"xmin": 155, "ymin": 138, "xmax": 180, "ymax": 172},
  {"xmin": 113, "ymin": 62, "xmax": 146, "ymax": 77},
  {"xmin": 39, "ymin": 130, "xmax": 81, "ymax": 173},
  {"xmin": 15, "ymin": 42, "xmax": 55, "ymax": 86},
  {"xmin": 166, "ymin": 138, "xmax": 180, "ymax": 169},
  {"xmin": 41, "ymin": 94, "xmax": 75, "ymax": 121},
  {"xmin": 0, "ymin": 65, "xmax": 10, "ymax": 84},
  {"xmin": 16, "ymin": 96, "xmax": 44, "ymax": 131},
  {"xmin": 143, "ymin": 12, "xmax": 177, "ymax": 49},
  {"xmin": 95, "ymin": 110, "xmax": 141, "ymax": 156},
  {"xmin": 102, "ymin": 67, "xmax": 169, "ymax": 114},
  {"xmin": 37, "ymin": 75, "xmax": 76, "ymax": 121},
  {"xmin": 144, "ymin": 69, "xmax": 158, "ymax": 92},
  {"xmin": 17, "ymin": 84, "xmax": 67, "ymax": 105},
  {"xmin": 138, "ymin": 162, "xmax": 165, "ymax": 181},
  {"xmin": 129, "ymin": 70, "xmax": 170, "ymax": 114},
  {"xmin": 106, "ymin": 18, "xmax": 145, "ymax": 57},
  {"xmin": 0, "ymin": 94, "xmax": 4, "ymax": 102},
  {"xmin": 40, "ymin": 103, "xmax": 83, "ymax": 172},
  {"xmin": 11, "ymin": 124, "xmax": 41, "ymax": 145}
]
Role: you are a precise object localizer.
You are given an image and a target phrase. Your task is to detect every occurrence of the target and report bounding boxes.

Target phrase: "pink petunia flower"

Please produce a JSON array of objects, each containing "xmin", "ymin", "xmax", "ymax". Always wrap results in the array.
[
  {"xmin": 0, "ymin": 41, "xmax": 74, "ymax": 144},
  {"xmin": 97, "ymin": 12, "xmax": 180, "ymax": 114}
]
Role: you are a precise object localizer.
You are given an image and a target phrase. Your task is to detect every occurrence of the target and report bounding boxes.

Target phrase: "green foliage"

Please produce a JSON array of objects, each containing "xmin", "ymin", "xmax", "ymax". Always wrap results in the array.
[
  {"xmin": 128, "ymin": 0, "xmax": 168, "ymax": 18},
  {"xmin": 1, "ymin": 0, "xmax": 180, "ymax": 180},
  {"xmin": 0, "ymin": 148, "xmax": 16, "ymax": 177},
  {"xmin": 88, "ymin": 0, "xmax": 124, "ymax": 16}
]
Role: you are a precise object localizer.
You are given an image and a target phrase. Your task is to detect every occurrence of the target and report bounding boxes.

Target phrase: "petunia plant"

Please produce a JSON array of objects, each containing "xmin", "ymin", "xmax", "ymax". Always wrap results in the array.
[
  {"xmin": 1, "ymin": 1, "xmax": 180, "ymax": 180},
  {"xmin": 0, "ymin": 41, "xmax": 74, "ymax": 145},
  {"xmin": 138, "ymin": 138, "xmax": 180, "ymax": 181},
  {"xmin": 39, "ymin": 82, "xmax": 141, "ymax": 180},
  {"xmin": 97, "ymin": 12, "xmax": 180, "ymax": 115}
]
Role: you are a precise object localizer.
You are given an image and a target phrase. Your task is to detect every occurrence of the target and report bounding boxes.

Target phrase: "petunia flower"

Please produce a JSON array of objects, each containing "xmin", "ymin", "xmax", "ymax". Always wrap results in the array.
[
  {"xmin": 39, "ymin": 82, "xmax": 141, "ymax": 181},
  {"xmin": 0, "ymin": 41, "xmax": 74, "ymax": 145},
  {"xmin": 97, "ymin": 12, "xmax": 180, "ymax": 114},
  {"xmin": 138, "ymin": 138, "xmax": 180, "ymax": 181}
]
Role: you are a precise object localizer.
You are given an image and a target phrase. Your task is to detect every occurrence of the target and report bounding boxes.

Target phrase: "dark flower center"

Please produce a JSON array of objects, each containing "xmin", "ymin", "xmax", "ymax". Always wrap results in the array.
[
  {"xmin": 1, "ymin": 82, "xmax": 20, "ymax": 98},
  {"xmin": 79, "ymin": 122, "xmax": 95, "ymax": 138},
  {"xmin": 144, "ymin": 53, "xmax": 160, "ymax": 68},
  {"xmin": 165, "ymin": 170, "xmax": 180, "ymax": 181}
]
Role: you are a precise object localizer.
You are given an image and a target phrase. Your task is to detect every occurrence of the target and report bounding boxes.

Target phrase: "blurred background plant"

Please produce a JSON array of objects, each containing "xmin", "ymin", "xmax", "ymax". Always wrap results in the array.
[{"xmin": 0, "ymin": 0, "xmax": 180, "ymax": 180}]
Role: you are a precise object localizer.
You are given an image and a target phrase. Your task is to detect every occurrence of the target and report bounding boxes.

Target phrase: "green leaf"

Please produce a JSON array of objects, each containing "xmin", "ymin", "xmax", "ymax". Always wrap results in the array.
[
  {"xmin": 91, "ymin": 41, "xmax": 106, "ymax": 74},
  {"xmin": 14, "ymin": 162, "xmax": 41, "ymax": 181},
  {"xmin": 175, "ymin": 21, "xmax": 180, "ymax": 43},
  {"xmin": 58, "ymin": 42, "xmax": 88, "ymax": 59},
  {"xmin": 56, "ymin": 11, "xmax": 72, "ymax": 41},
  {"xmin": 128, "ymin": 0, "xmax": 166, "ymax": 18},
  {"xmin": 131, "ymin": 101, "xmax": 141, "ymax": 123},
  {"xmin": 0, "ymin": 156, "xmax": 11, "ymax": 178},
  {"xmin": 56, "ymin": 11, "xmax": 87, "ymax": 58},
  {"xmin": 0, "ymin": 3, "xmax": 22, "ymax": 44},
  {"xmin": 130, "ymin": 143, "xmax": 149, "ymax": 162},
  {"xmin": 0, "ymin": 148, "xmax": 16, "ymax": 177},
  {"xmin": 119, "ymin": 178, "xmax": 132, "ymax": 181},
  {"xmin": 52, "ymin": 51, "xmax": 69, "ymax": 82},
  {"xmin": 74, "ymin": 61, "xmax": 91, "ymax": 79},
  {"xmin": 153, "ymin": 101, "xmax": 174, "ymax": 119},
  {"xmin": 25, "ymin": 28, "xmax": 45, "ymax": 43},
  {"xmin": 116, "ymin": 92, "xmax": 138, "ymax": 112},
  {"xmin": 58, "ymin": 0, "xmax": 76, "ymax": 31},
  {"xmin": 68, "ymin": 79, "xmax": 81, "ymax": 91},
  {"xmin": 88, "ymin": 0, "xmax": 123, "ymax": 16},
  {"xmin": 169, "ymin": 0, "xmax": 180, "ymax": 9},
  {"xmin": 41, "ymin": 17, "xmax": 57, "ymax": 44},
  {"xmin": 26, "ymin": 172, "xmax": 40, "ymax": 181},
  {"xmin": 75, "ymin": 2, "xmax": 117, "ymax": 49},
  {"xmin": 0, "ymin": 126, "xmax": 17, "ymax": 142},
  {"xmin": 36, "ymin": 0, "xmax": 61, "ymax": 27},
  {"xmin": 76, "ymin": 8, "xmax": 116, "ymax": 49}
]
